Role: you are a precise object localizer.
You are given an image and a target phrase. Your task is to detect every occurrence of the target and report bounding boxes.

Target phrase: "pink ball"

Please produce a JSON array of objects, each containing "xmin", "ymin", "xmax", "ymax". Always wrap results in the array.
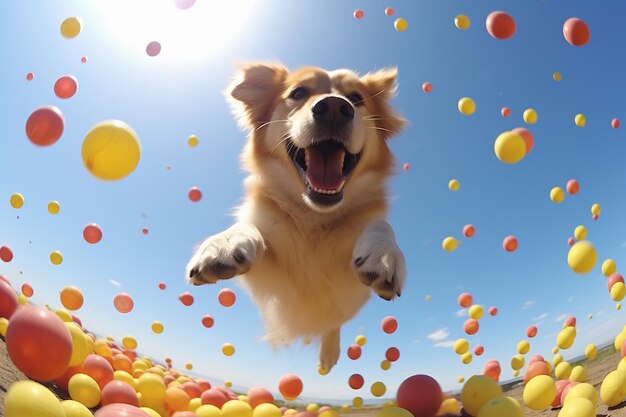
[
  {"xmin": 483, "ymin": 360, "xmax": 501, "ymax": 382},
  {"xmin": 396, "ymin": 374, "xmax": 443, "ymax": 417},
  {"xmin": 188, "ymin": 187, "xmax": 202, "ymax": 202},
  {"xmin": 54, "ymin": 75, "xmax": 78, "ymax": 99},
  {"xmin": 488, "ymin": 306, "xmax": 498, "ymax": 316},
  {"xmin": 474, "ymin": 345, "xmax": 484, "ymax": 356},
  {"xmin": 95, "ymin": 403, "xmax": 150, "ymax": 417},
  {"xmin": 501, "ymin": 107, "xmax": 511, "ymax": 117},
  {"xmin": 25, "ymin": 105, "xmax": 65, "ymax": 146},
  {"xmin": 381, "ymin": 316, "xmax": 398, "ymax": 334},
  {"xmin": 560, "ymin": 382, "xmax": 579, "ymax": 404},
  {"xmin": 385, "ymin": 347, "xmax": 400, "ymax": 362},
  {"xmin": 553, "ymin": 379, "xmax": 571, "ymax": 407},
  {"xmin": 218, "ymin": 288, "xmax": 236, "ymax": 307},
  {"xmin": 564, "ymin": 316, "xmax": 576, "ymax": 327},
  {"xmin": 201, "ymin": 388, "xmax": 228, "ymax": 407},
  {"xmin": 81, "ymin": 56, "xmax": 88, "ymax": 64},
  {"xmin": 503, "ymin": 235, "xmax": 518, "ymax": 252},
  {"xmin": 385, "ymin": 7, "xmax": 394, "ymax": 16},
  {"xmin": 347, "ymin": 344, "xmax": 362, "ymax": 360},
  {"xmin": 526, "ymin": 325, "xmax": 538, "ymax": 338},
  {"xmin": 608, "ymin": 273, "xmax": 624, "ymax": 291},
  {"xmin": 463, "ymin": 224, "xmax": 476, "ymax": 238},
  {"xmin": 403, "ymin": 163, "xmax": 411, "ymax": 171},
  {"xmin": 512, "ymin": 127, "xmax": 534, "ymax": 153},
  {"xmin": 566, "ymin": 179, "xmax": 580, "ymax": 195},
  {"xmin": 83, "ymin": 223, "xmax": 103, "ymax": 244},
  {"xmin": 486, "ymin": 11, "xmax": 516, "ymax": 40},
  {"xmin": 529, "ymin": 355, "xmax": 545, "ymax": 365},
  {"xmin": 102, "ymin": 380, "xmax": 139, "ymax": 406},
  {"xmin": 353, "ymin": 9, "xmax": 364, "ymax": 19},
  {"xmin": 26, "ymin": 72, "xmax": 34, "ymax": 81},
  {"xmin": 568, "ymin": 237, "xmax": 575, "ymax": 246},
  {"xmin": 563, "ymin": 18, "xmax": 590, "ymax": 46},
  {"xmin": 0, "ymin": 280, "xmax": 18, "ymax": 319},
  {"xmin": 113, "ymin": 293, "xmax": 134, "ymax": 313},
  {"xmin": 173, "ymin": 0, "xmax": 196, "ymax": 9},
  {"xmin": 612, "ymin": 118, "xmax": 620, "ymax": 129},
  {"xmin": 146, "ymin": 41, "xmax": 161, "ymax": 57},
  {"xmin": 422, "ymin": 82, "xmax": 432, "ymax": 93}
]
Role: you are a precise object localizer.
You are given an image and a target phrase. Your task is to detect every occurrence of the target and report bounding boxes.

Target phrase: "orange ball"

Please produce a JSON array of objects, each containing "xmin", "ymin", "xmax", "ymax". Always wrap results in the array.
[
  {"xmin": 566, "ymin": 179, "xmax": 580, "ymax": 195},
  {"xmin": 218, "ymin": 288, "xmax": 236, "ymax": 307},
  {"xmin": 5, "ymin": 306, "xmax": 72, "ymax": 381},
  {"xmin": 0, "ymin": 280, "xmax": 19, "ymax": 319},
  {"xmin": 165, "ymin": 386, "xmax": 190, "ymax": 411},
  {"xmin": 347, "ymin": 344, "xmax": 362, "ymax": 360},
  {"xmin": 527, "ymin": 325, "xmax": 538, "ymax": 338},
  {"xmin": 458, "ymin": 292, "xmax": 473, "ymax": 308},
  {"xmin": 60, "ymin": 286, "xmax": 84, "ymax": 311},
  {"xmin": 21, "ymin": 283, "xmax": 34, "ymax": 297},
  {"xmin": 464, "ymin": 319, "xmax": 480, "ymax": 335},
  {"xmin": 486, "ymin": 11, "xmax": 516, "ymax": 39},
  {"xmin": 112, "ymin": 354, "xmax": 133, "ymax": 373},
  {"xmin": 278, "ymin": 374, "xmax": 303, "ymax": 400},
  {"xmin": 82, "ymin": 354, "xmax": 114, "ymax": 389},
  {"xmin": 381, "ymin": 316, "xmax": 398, "ymax": 334},
  {"xmin": 563, "ymin": 18, "xmax": 590, "ymax": 46},
  {"xmin": 179, "ymin": 292, "xmax": 194, "ymax": 306},
  {"xmin": 503, "ymin": 236, "xmax": 518, "ymax": 252},
  {"xmin": 247, "ymin": 387, "xmax": 274, "ymax": 408},
  {"xmin": 101, "ymin": 380, "xmax": 139, "ymax": 406}
]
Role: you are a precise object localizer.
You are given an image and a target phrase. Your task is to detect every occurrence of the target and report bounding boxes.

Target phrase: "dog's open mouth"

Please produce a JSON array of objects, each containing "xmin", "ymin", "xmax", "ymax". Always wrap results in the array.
[{"xmin": 287, "ymin": 140, "xmax": 361, "ymax": 206}]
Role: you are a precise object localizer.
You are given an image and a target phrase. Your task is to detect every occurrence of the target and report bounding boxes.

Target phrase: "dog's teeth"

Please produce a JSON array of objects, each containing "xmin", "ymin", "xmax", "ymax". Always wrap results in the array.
[{"xmin": 304, "ymin": 149, "xmax": 310, "ymax": 169}]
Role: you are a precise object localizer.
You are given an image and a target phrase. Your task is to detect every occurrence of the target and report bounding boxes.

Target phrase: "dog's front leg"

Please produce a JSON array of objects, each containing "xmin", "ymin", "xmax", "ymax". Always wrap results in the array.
[
  {"xmin": 319, "ymin": 328, "xmax": 340, "ymax": 372},
  {"xmin": 186, "ymin": 223, "xmax": 265, "ymax": 286},
  {"xmin": 352, "ymin": 220, "xmax": 406, "ymax": 301}
]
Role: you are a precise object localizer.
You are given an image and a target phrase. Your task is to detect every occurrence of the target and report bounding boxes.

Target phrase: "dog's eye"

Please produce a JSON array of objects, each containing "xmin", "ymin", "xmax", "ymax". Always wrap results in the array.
[
  {"xmin": 289, "ymin": 87, "xmax": 309, "ymax": 101},
  {"xmin": 346, "ymin": 93, "xmax": 364, "ymax": 106}
]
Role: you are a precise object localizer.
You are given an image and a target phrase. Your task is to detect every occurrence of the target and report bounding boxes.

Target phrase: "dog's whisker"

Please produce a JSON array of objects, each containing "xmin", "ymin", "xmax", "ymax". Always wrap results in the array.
[
  {"xmin": 256, "ymin": 119, "xmax": 290, "ymax": 132},
  {"xmin": 367, "ymin": 126, "xmax": 396, "ymax": 135}
]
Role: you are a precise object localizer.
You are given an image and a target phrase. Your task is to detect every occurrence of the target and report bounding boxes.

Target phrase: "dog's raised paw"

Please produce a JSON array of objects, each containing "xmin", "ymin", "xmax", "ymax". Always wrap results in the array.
[{"xmin": 353, "ymin": 240, "xmax": 406, "ymax": 301}]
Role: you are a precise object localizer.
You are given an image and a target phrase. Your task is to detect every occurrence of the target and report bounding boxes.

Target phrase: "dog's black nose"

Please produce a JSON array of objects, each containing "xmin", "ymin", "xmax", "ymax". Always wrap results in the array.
[{"xmin": 312, "ymin": 96, "xmax": 354, "ymax": 125}]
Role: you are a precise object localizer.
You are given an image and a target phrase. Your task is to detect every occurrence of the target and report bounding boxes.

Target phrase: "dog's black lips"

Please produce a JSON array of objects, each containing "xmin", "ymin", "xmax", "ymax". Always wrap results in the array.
[{"xmin": 286, "ymin": 139, "xmax": 361, "ymax": 206}]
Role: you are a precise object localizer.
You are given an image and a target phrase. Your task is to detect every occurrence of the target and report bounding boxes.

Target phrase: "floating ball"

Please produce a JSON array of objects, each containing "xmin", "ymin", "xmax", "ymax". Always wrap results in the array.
[
  {"xmin": 469, "ymin": 304, "xmax": 483, "ymax": 319},
  {"xmin": 501, "ymin": 107, "xmax": 511, "ymax": 117},
  {"xmin": 600, "ymin": 370, "xmax": 626, "ymax": 407},
  {"xmin": 355, "ymin": 336, "xmax": 366, "ymax": 347},
  {"xmin": 611, "ymin": 282, "xmax": 626, "ymax": 302},
  {"xmin": 553, "ymin": 72, "xmax": 562, "ymax": 81},
  {"xmin": 442, "ymin": 237, "xmax": 459, "ymax": 252},
  {"xmin": 349, "ymin": 374, "xmax": 364, "ymax": 390},
  {"xmin": 54, "ymin": 75, "xmax": 78, "ymax": 99},
  {"xmin": 474, "ymin": 345, "xmax": 484, "ymax": 356},
  {"xmin": 422, "ymin": 82, "xmax": 432, "ymax": 93},
  {"xmin": 384, "ymin": 7, "xmax": 394, "ymax": 17},
  {"xmin": 486, "ymin": 11, "xmax": 515, "ymax": 39},
  {"xmin": 218, "ymin": 288, "xmax": 236, "ymax": 307},
  {"xmin": 454, "ymin": 338, "xmax": 469, "ymax": 355},
  {"xmin": 371, "ymin": 381, "xmax": 386, "ymax": 397},
  {"xmin": 174, "ymin": 0, "xmax": 197, "ymax": 10},
  {"xmin": 550, "ymin": 187, "xmax": 565, "ymax": 203},
  {"xmin": 83, "ymin": 223, "xmax": 103, "ymax": 244},
  {"xmin": 81, "ymin": 56, "xmax": 88, "ymax": 63},
  {"xmin": 448, "ymin": 178, "xmax": 460, "ymax": 191},
  {"xmin": 26, "ymin": 72, "xmax": 34, "ymax": 81},
  {"xmin": 189, "ymin": 187, "xmax": 202, "ymax": 202},
  {"xmin": 179, "ymin": 292, "xmax": 194, "ymax": 306},
  {"xmin": 82, "ymin": 120, "xmax": 141, "ymax": 181},
  {"xmin": 278, "ymin": 374, "xmax": 303, "ymax": 400},
  {"xmin": 151, "ymin": 321, "xmax": 164, "ymax": 334},
  {"xmin": 0, "ymin": 245, "xmax": 14, "ymax": 263},
  {"xmin": 386, "ymin": 347, "xmax": 400, "ymax": 362},
  {"xmin": 394, "ymin": 18, "xmax": 408, "ymax": 32},
  {"xmin": 463, "ymin": 224, "xmax": 476, "ymax": 238},
  {"xmin": 347, "ymin": 344, "xmax": 362, "ymax": 359},
  {"xmin": 602, "ymin": 259, "xmax": 617, "ymax": 277},
  {"xmin": 114, "ymin": 293, "xmax": 135, "ymax": 313},
  {"xmin": 511, "ymin": 355, "xmax": 525, "ymax": 371},
  {"xmin": 458, "ymin": 97, "xmax": 475, "ymax": 115},
  {"xmin": 517, "ymin": 340, "xmax": 530, "ymax": 355},
  {"xmin": 556, "ymin": 362, "xmax": 572, "ymax": 380},
  {"xmin": 403, "ymin": 162, "xmax": 411, "ymax": 171},
  {"xmin": 523, "ymin": 361, "xmax": 550, "ymax": 385},
  {"xmin": 69, "ymin": 373, "xmax": 101, "ymax": 408},
  {"xmin": 50, "ymin": 250, "xmax": 63, "ymax": 265},
  {"xmin": 461, "ymin": 352, "xmax": 473, "ymax": 364},
  {"xmin": 247, "ymin": 387, "xmax": 274, "ymax": 408},
  {"xmin": 48, "ymin": 200, "xmax": 61, "ymax": 214},
  {"xmin": 60, "ymin": 286, "xmax": 84, "ymax": 311},
  {"xmin": 222, "ymin": 343, "xmax": 235, "ymax": 356},
  {"xmin": 461, "ymin": 375, "xmax": 503, "ymax": 417},
  {"xmin": 566, "ymin": 179, "xmax": 580, "ymax": 195},
  {"xmin": 353, "ymin": 9, "xmax": 364, "ymax": 19},
  {"xmin": 187, "ymin": 134, "xmax": 199, "ymax": 147},
  {"xmin": 557, "ymin": 327, "xmax": 577, "ymax": 350},
  {"xmin": 503, "ymin": 235, "xmax": 518, "ymax": 252},
  {"xmin": 494, "ymin": 131, "xmax": 526, "ymax": 163},
  {"xmin": 608, "ymin": 273, "xmax": 624, "ymax": 291},
  {"xmin": 563, "ymin": 18, "xmax": 590, "ymax": 46},
  {"xmin": 5, "ymin": 380, "xmax": 65, "ymax": 417},
  {"xmin": 464, "ymin": 318, "xmax": 479, "ymax": 335},
  {"xmin": 61, "ymin": 17, "xmax": 82, "ymax": 38},
  {"xmin": 21, "ymin": 283, "xmax": 34, "ymax": 297},
  {"xmin": 567, "ymin": 241, "xmax": 597, "ymax": 274},
  {"xmin": 458, "ymin": 292, "xmax": 473, "ymax": 308},
  {"xmin": 570, "ymin": 365, "xmax": 587, "ymax": 382},
  {"xmin": 523, "ymin": 108, "xmax": 538, "ymax": 124},
  {"xmin": 146, "ymin": 41, "xmax": 161, "ymax": 57},
  {"xmin": 381, "ymin": 316, "xmax": 398, "ymax": 334},
  {"xmin": 455, "ymin": 14, "xmax": 470, "ymax": 30},
  {"xmin": 574, "ymin": 225, "xmax": 587, "ymax": 241},
  {"xmin": 591, "ymin": 203, "xmax": 601, "ymax": 216},
  {"xmin": 201, "ymin": 315, "xmax": 214, "ymax": 328},
  {"xmin": 563, "ymin": 383, "xmax": 597, "ymax": 407},
  {"xmin": 10, "ymin": 193, "xmax": 24, "ymax": 209},
  {"xmin": 477, "ymin": 396, "xmax": 522, "ymax": 417},
  {"xmin": 612, "ymin": 118, "xmax": 620, "ymax": 129},
  {"xmin": 523, "ymin": 375, "xmax": 556, "ymax": 410},
  {"xmin": 559, "ymin": 397, "xmax": 595, "ymax": 417},
  {"xmin": 25, "ymin": 105, "xmax": 65, "ymax": 146},
  {"xmin": 396, "ymin": 374, "xmax": 442, "ymax": 417},
  {"xmin": 511, "ymin": 127, "xmax": 534, "ymax": 153},
  {"xmin": 575, "ymin": 113, "xmax": 586, "ymax": 127}
]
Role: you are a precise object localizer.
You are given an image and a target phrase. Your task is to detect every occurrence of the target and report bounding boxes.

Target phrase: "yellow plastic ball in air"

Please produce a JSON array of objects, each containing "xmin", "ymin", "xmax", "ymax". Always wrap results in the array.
[
  {"xmin": 550, "ymin": 187, "xmax": 565, "ymax": 203},
  {"xmin": 567, "ymin": 241, "xmax": 597, "ymax": 274},
  {"xmin": 82, "ymin": 120, "xmax": 141, "ymax": 181},
  {"xmin": 454, "ymin": 338, "xmax": 469, "ymax": 355},
  {"xmin": 460, "ymin": 375, "xmax": 503, "ymax": 417},
  {"xmin": 517, "ymin": 340, "xmax": 530, "ymax": 355},
  {"xmin": 523, "ymin": 375, "xmax": 556, "ymax": 411},
  {"xmin": 353, "ymin": 397, "xmax": 364, "ymax": 408},
  {"xmin": 222, "ymin": 400, "xmax": 252, "ymax": 417},
  {"xmin": 478, "ymin": 396, "xmax": 523, "ymax": 417},
  {"xmin": 600, "ymin": 370, "xmax": 626, "ymax": 407},
  {"xmin": 48, "ymin": 200, "xmax": 61, "ymax": 214},
  {"xmin": 455, "ymin": 14, "xmax": 470, "ymax": 30},
  {"xmin": 68, "ymin": 374, "xmax": 101, "ymax": 408},
  {"xmin": 553, "ymin": 346, "xmax": 559, "ymax": 354},
  {"xmin": 5, "ymin": 380, "xmax": 65, "ymax": 417},
  {"xmin": 458, "ymin": 97, "xmax": 476, "ymax": 115},
  {"xmin": 381, "ymin": 360, "xmax": 391, "ymax": 370},
  {"xmin": 559, "ymin": 397, "xmax": 595, "ymax": 417},
  {"xmin": 585, "ymin": 344, "xmax": 597, "ymax": 359},
  {"xmin": 394, "ymin": 18, "xmax": 408, "ymax": 32},
  {"xmin": 511, "ymin": 354, "xmax": 525, "ymax": 371},
  {"xmin": 602, "ymin": 259, "xmax": 617, "ymax": 277},
  {"xmin": 457, "ymin": 376, "xmax": 465, "ymax": 383},
  {"xmin": 371, "ymin": 381, "xmax": 386, "ymax": 397},
  {"xmin": 151, "ymin": 321, "xmax": 164, "ymax": 334},
  {"xmin": 356, "ymin": 335, "xmax": 367, "ymax": 346},
  {"xmin": 469, "ymin": 304, "xmax": 484, "ymax": 319},
  {"xmin": 187, "ymin": 135, "xmax": 199, "ymax": 147},
  {"xmin": 611, "ymin": 282, "xmax": 626, "ymax": 302},
  {"xmin": 574, "ymin": 225, "xmax": 587, "ymax": 240},
  {"xmin": 222, "ymin": 343, "xmax": 235, "ymax": 356},
  {"xmin": 553, "ymin": 72, "xmax": 562, "ymax": 81},
  {"xmin": 122, "ymin": 336, "xmax": 137, "ymax": 350},
  {"xmin": 461, "ymin": 352, "xmax": 473, "ymax": 364},
  {"xmin": 10, "ymin": 193, "xmax": 24, "ymax": 209},
  {"xmin": 61, "ymin": 17, "xmax": 82, "ymax": 38},
  {"xmin": 563, "ymin": 383, "xmax": 598, "ymax": 408},
  {"xmin": 448, "ymin": 179, "xmax": 460, "ymax": 191},
  {"xmin": 618, "ymin": 303, "xmax": 622, "ymax": 310},
  {"xmin": 557, "ymin": 326, "xmax": 577, "ymax": 350},
  {"xmin": 442, "ymin": 237, "xmax": 459, "ymax": 252},
  {"xmin": 575, "ymin": 114, "xmax": 586, "ymax": 127},
  {"xmin": 591, "ymin": 203, "xmax": 601, "ymax": 216},
  {"xmin": 494, "ymin": 131, "xmax": 526, "ymax": 163},
  {"xmin": 50, "ymin": 250, "xmax": 63, "ymax": 265},
  {"xmin": 523, "ymin": 108, "xmax": 538, "ymax": 124}
]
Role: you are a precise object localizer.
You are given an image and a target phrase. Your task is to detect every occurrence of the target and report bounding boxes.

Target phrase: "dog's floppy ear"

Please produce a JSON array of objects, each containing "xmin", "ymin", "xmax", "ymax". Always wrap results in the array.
[
  {"xmin": 228, "ymin": 63, "xmax": 288, "ymax": 130},
  {"xmin": 360, "ymin": 68, "xmax": 407, "ymax": 139}
]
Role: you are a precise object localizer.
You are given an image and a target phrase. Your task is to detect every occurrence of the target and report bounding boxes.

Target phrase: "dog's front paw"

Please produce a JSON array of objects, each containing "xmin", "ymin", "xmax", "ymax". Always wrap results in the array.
[
  {"xmin": 187, "ymin": 224, "xmax": 263, "ymax": 286},
  {"xmin": 353, "ymin": 228, "xmax": 406, "ymax": 301},
  {"xmin": 318, "ymin": 329, "xmax": 340, "ymax": 373}
]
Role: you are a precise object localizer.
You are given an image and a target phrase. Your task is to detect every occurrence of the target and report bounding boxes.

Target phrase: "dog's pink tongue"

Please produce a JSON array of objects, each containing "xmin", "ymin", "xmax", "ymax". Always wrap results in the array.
[{"xmin": 306, "ymin": 147, "xmax": 345, "ymax": 190}]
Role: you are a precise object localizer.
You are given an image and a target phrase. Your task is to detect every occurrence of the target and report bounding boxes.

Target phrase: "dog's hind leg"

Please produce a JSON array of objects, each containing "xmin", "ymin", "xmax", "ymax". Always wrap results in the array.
[
  {"xmin": 187, "ymin": 223, "xmax": 265, "ymax": 285},
  {"xmin": 319, "ymin": 327, "xmax": 340, "ymax": 372}
]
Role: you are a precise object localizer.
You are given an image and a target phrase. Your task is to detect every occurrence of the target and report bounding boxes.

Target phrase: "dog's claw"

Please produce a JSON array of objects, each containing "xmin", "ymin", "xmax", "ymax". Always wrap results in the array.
[
  {"xmin": 379, "ymin": 293, "xmax": 393, "ymax": 301},
  {"xmin": 396, "ymin": 290, "xmax": 401, "ymax": 297}
]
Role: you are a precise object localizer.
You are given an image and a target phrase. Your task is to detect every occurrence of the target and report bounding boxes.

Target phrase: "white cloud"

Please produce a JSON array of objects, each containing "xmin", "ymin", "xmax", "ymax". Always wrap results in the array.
[
  {"xmin": 455, "ymin": 308, "xmax": 468, "ymax": 318},
  {"xmin": 427, "ymin": 327, "xmax": 449, "ymax": 342},
  {"xmin": 621, "ymin": 241, "xmax": 626, "ymax": 248},
  {"xmin": 109, "ymin": 279, "xmax": 122, "ymax": 288},
  {"xmin": 434, "ymin": 340, "xmax": 455, "ymax": 348},
  {"xmin": 555, "ymin": 314, "xmax": 568, "ymax": 323},
  {"xmin": 533, "ymin": 313, "xmax": 548, "ymax": 322},
  {"xmin": 521, "ymin": 300, "xmax": 536, "ymax": 310},
  {"xmin": 568, "ymin": 296, "xmax": 574, "ymax": 303}
]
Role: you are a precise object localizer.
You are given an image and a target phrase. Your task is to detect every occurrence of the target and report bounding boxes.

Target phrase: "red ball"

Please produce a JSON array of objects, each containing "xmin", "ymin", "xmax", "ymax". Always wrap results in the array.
[
  {"xmin": 486, "ymin": 11, "xmax": 516, "ymax": 40},
  {"xmin": 182, "ymin": 381, "xmax": 202, "ymax": 399},
  {"xmin": 381, "ymin": 315, "xmax": 398, "ymax": 334},
  {"xmin": 179, "ymin": 292, "xmax": 194, "ymax": 306},
  {"xmin": 553, "ymin": 379, "xmax": 571, "ymax": 407},
  {"xmin": 385, "ymin": 7, "xmax": 394, "ymax": 16},
  {"xmin": 396, "ymin": 374, "xmax": 443, "ymax": 417},
  {"xmin": 458, "ymin": 292, "xmax": 473, "ymax": 308},
  {"xmin": 197, "ymin": 379, "xmax": 211, "ymax": 392},
  {"xmin": 1, "ymin": 245, "xmax": 14, "ymax": 262},
  {"xmin": 566, "ymin": 179, "xmax": 580, "ymax": 195},
  {"xmin": 564, "ymin": 316, "xmax": 576, "ymax": 327},
  {"xmin": 463, "ymin": 318, "xmax": 479, "ymax": 335},
  {"xmin": 347, "ymin": 344, "xmax": 362, "ymax": 360},
  {"xmin": 158, "ymin": 282, "xmax": 166, "ymax": 290},
  {"xmin": 526, "ymin": 325, "xmax": 538, "ymax": 338},
  {"xmin": 403, "ymin": 163, "xmax": 411, "ymax": 171},
  {"xmin": 560, "ymin": 382, "xmax": 579, "ymax": 405},
  {"xmin": 612, "ymin": 118, "xmax": 620, "ymax": 129},
  {"xmin": 5, "ymin": 306, "xmax": 72, "ymax": 381},
  {"xmin": 422, "ymin": 82, "xmax": 432, "ymax": 93},
  {"xmin": 82, "ymin": 353, "xmax": 114, "ymax": 389},
  {"xmin": 563, "ymin": 18, "xmax": 590, "ymax": 46},
  {"xmin": 567, "ymin": 237, "xmax": 575, "ymax": 246},
  {"xmin": 26, "ymin": 72, "xmax": 34, "ymax": 81},
  {"xmin": 0, "ymin": 281, "xmax": 19, "ymax": 319},
  {"xmin": 501, "ymin": 107, "xmax": 511, "ymax": 117},
  {"xmin": 21, "ymin": 283, "xmax": 34, "ymax": 297},
  {"xmin": 593, "ymin": 213, "xmax": 599, "ymax": 221},
  {"xmin": 608, "ymin": 273, "xmax": 624, "ymax": 291},
  {"xmin": 188, "ymin": 187, "xmax": 202, "ymax": 202},
  {"xmin": 81, "ymin": 56, "xmax": 88, "ymax": 64},
  {"xmin": 463, "ymin": 224, "xmax": 476, "ymax": 238},
  {"xmin": 25, "ymin": 106, "xmax": 65, "ymax": 146},
  {"xmin": 503, "ymin": 235, "xmax": 518, "ymax": 252},
  {"xmin": 247, "ymin": 387, "xmax": 274, "ymax": 408},
  {"xmin": 113, "ymin": 293, "xmax": 134, "ymax": 313},
  {"xmin": 54, "ymin": 75, "xmax": 78, "ymax": 99},
  {"xmin": 101, "ymin": 380, "xmax": 139, "ymax": 406},
  {"xmin": 353, "ymin": 9, "xmax": 364, "ymax": 19},
  {"xmin": 278, "ymin": 374, "xmax": 303, "ymax": 400},
  {"xmin": 348, "ymin": 373, "xmax": 364, "ymax": 390},
  {"xmin": 201, "ymin": 315, "xmax": 215, "ymax": 328},
  {"xmin": 83, "ymin": 223, "xmax": 103, "ymax": 244},
  {"xmin": 512, "ymin": 127, "xmax": 534, "ymax": 153},
  {"xmin": 488, "ymin": 306, "xmax": 498, "ymax": 316},
  {"xmin": 385, "ymin": 347, "xmax": 400, "ymax": 362},
  {"xmin": 218, "ymin": 288, "xmax": 236, "ymax": 307},
  {"xmin": 95, "ymin": 404, "xmax": 150, "ymax": 417},
  {"xmin": 474, "ymin": 345, "xmax": 484, "ymax": 356}
]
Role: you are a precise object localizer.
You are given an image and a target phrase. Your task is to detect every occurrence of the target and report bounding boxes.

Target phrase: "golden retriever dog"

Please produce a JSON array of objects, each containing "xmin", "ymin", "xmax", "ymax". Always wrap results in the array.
[{"xmin": 186, "ymin": 63, "xmax": 407, "ymax": 372}]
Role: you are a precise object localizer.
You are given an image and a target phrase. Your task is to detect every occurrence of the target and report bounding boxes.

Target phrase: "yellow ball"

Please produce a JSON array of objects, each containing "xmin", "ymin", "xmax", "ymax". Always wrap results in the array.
[
  {"xmin": 82, "ymin": 120, "xmax": 141, "ymax": 181},
  {"xmin": 48, "ymin": 200, "xmax": 61, "ymax": 214},
  {"xmin": 559, "ymin": 397, "xmax": 595, "ymax": 417},
  {"xmin": 567, "ymin": 241, "xmax": 597, "ymax": 274},
  {"xmin": 66, "ymin": 323, "xmax": 89, "ymax": 367},
  {"xmin": 0, "ymin": 317, "xmax": 8, "ymax": 337},
  {"xmin": 602, "ymin": 259, "xmax": 617, "ymax": 277},
  {"xmin": 222, "ymin": 343, "xmax": 235, "ymax": 356},
  {"xmin": 611, "ymin": 282, "xmax": 626, "ymax": 302},
  {"xmin": 253, "ymin": 403, "xmax": 282, "ymax": 417},
  {"xmin": 550, "ymin": 187, "xmax": 565, "ymax": 203},
  {"xmin": 563, "ymin": 383, "xmax": 598, "ymax": 408},
  {"xmin": 457, "ymin": 376, "xmax": 465, "ymax": 383},
  {"xmin": 225, "ymin": 381, "xmax": 233, "ymax": 388},
  {"xmin": 591, "ymin": 203, "xmax": 601, "ymax": 216},
  {"xmin": 10, "ymin": 193, "xmax": 24, "ymax": 209},
  {"xmin": 494, "ymin": 131, "xmax": 526, "ymax": 164},
  {"xmin": 439, "ymin": 398, "xmax": 459, "ymax": 415},
  {"xmin": 122, "ymin": 336, "xmax": 138, "ymax": 350},
  {"xmin": 448, "ymin": 178, "xmax": 460, "ymax": 191},
  {"xmin": 574, "ymin": 225, "xmax": 587, "ymax": 240},
  {"xmin": 442, "ymin": 236, "xmax": 459, "ymax": 252},
  {"xmin": 552, "ymin": 346, "xmax": 559, "ymax": 354},
  {"xmin": 188, "ymin": 134, "xmax": 199, "ymax": 147},
  {"xmin": 68, "ymin": 374, "xmax": 101, "ymax": 408},
  {"xmin": 318, "ymin": 365, "xmax": 329, "ymax": 375},
  {"xmin": 95, "ymin": 339, "xmax": 113, "ymax": 357},
  {"xmin": 615, "ymin": 333, "xmax": 624, "ymax": 352},
  {"xmin": 189, "ymin": 398, "xmax": 202, "ymax": 412},
  {"xmin": 137, "ymin": 373, "xmax": 166, "ymax": 402},
  {"xmin": 523, "ymin": 108, "xmax": 538, "ymax": 124},
  {"xmin": 196, "ymin": 405, "xmax": 223, "ymax": 417},
  {"xmin": 61, "ymin": 400, "xmax": 93, "ymax": 417},
  {"xmin": 319, "ymin": 411, "xmax": 339, "ymax": 417},
  {"xmin": 455, "ymin": 14, "xmax": 470, "ymax": 30},
  {"xmin": 151, "ymin": 321, "xmax": 164, "ymax": 334},
  {"xmin": 381, "ymin": 360, "xmax": 391, "ymax": 370},
  {"xmin": 513, "ymin": 370, "xmax": 520, "ymax": 377},
  {"xmin": 60, "ymin": 17, "xmax": 82, "ymax": 38},
  {"xmin": 601, "ymin": 370, "xmax": 626, "ymax": 407},
  {"xmin": 114, "ymin": 370, "xmax": 135, "ymax": 387},
  {"xmin": 222, "ymin": 400, "xmax": 253, "ymax": 417},
  {"xmin": 376, "ymin": 407, "xmax": 413, "ymax": 417},
  {"xmin": 553, "ymin": 72, "xmax": 562, "ymax": 81},
  {"xmin": 356, "ymin": 335, "xmax": 367, "ymax": 346},
  {"xmin": 458, "ymin": 97, "xmax": 476, "ymax": 115},
  {"xmin": 461, "ymin": 375, "xmax": 503, "ymax": 416},
  {"xmin": 557, "ymin": 326, "xmax": 577, "ymax": 350},
  {"xmin": 306, "ymin": 404, "xmax": 319, "ymax": 413},
  {"xmin": 570, "ymin": 366, "xmax": 587, "ymax": 383},
  {"xmin": 478, "ymin": 396, "xmax": 523, "ymax": 417},
  {"xmin": 461, "ymin": 352, "xmax": 473, "ymax": 364},
  {"xmin": 454, "ymin": 338, "xmax": 469, "ymax": 355},
  {"xmin": 353, "ymin": 397, "xmax": 364, "ymax": 408},
  {"xmin": 394, "ymin": 18, "xmax": 408, "ymax": 32},
  {"xmin": 618, "ymin": 303, "xmax": 622, "ymax": 310},
  {"xmin": 585, "ymin": 344, "xmax": 597, "ymax": 359},
  {"xmin": 371, "ymin": 381, "xmax": 386, "ymax": 397},
  {"xmin": 17, "ymin": 293, "xmax": 28, "ymax": 306},
  {"xmin": 517, "ymin": 340, "xmax": 530, "ymax": 355},
  {"xmin": 588, "ymin": 314, "xmax": 593, "ymax": 319},
  {"xmin": 469, "ymin": 304, "xmax": 484, "ymax": 319},
  {"xmin": 511, "ymin": 354, "xmax": 525, "ymax": 371},
  {"xmin": 185, "ymin": 363, "xmax": 193, "ymax": 370},
  {"xmin": 575, "ymin": 114, "xmax": 586, "ymax": 127},
  {"xmin": 50, "ymin": 250, "xmax": 63, "ymax": 265},
  {"xmin": 523, "ymin": 375, "xmax": 556, "ymax": 411},
  {"xmin": 5, "ymin": 380, "xmax": 64, "ymax": 417}
]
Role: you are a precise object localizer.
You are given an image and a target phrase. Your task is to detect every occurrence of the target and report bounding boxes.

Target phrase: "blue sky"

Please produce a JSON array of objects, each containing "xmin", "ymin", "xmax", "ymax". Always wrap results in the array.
[{"xmin": 2, "ymin": 0, "xmax": 626, "ymax": 402}]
